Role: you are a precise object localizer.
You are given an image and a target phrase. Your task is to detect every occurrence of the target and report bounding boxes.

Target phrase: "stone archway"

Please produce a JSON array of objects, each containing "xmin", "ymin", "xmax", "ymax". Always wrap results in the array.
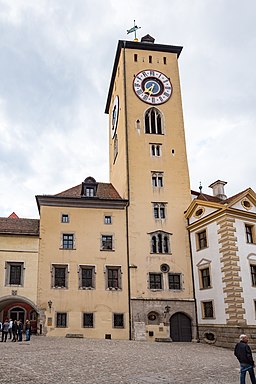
[
  {"xmin": 0, "ymin": 295, "xmax": 42, "ymax": 334},
  {"xmin": 170, "ymin": 312, "xmax": 192, "ymax": 342}
]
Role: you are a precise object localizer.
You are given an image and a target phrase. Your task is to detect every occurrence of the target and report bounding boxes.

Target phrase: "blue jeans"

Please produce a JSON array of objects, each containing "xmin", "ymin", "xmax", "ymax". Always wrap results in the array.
[
  {"xmin": 240, "ymin": 364, "xmax": 256, "ymax": 384},
  {"xmin": 25, "ymin": 329, "xmax": 30, "ymax": 341}
]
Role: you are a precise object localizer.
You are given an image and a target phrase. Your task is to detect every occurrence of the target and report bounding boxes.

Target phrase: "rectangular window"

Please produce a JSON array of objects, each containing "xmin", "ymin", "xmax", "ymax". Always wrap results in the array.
[
  {"xmin": 5, "ymin": 262, "xmax": 24, "ymax": 286},
  {"xmin": 113, "ymin": 313, "xmax": 124, "ymax": 328},
  {"xmin": 152, "ymin": 172, "xmax": 163, "ymax": 188},
  {"xmin": 61, "ymin": 214, "xmax": 69, "ymax": 223},
  {"xmin": 168, "ymin": 273, "xmax": 181, "ymax": 290},
  {"xmin": 79, "ymin": 266, "xmax": 95, "ymax": 289},
  {"xmin": 83, "ymin": 313, "xmax": 94, "ymax": 328},
  {"xmin": 202, "ymin": 301, "xmax": 214, "ymax": 319},
  {"xmin": 62, "ymin": 234, "xmax": 74, "ymax": 249},
  {"xmin": 197, "ymin": 230, "xmax": 207, "ymax": 250},
  {"xmin": 107, "ymin": 267, "xmax": 121, "ymax": 289},
  {"xmin": 52, "ymin": 265, "xmax": 68, "ymax": 288},
  {"xmin": 151, "ymin": 144, "xmax": 162, "ymax": 157},
  {"xmin": 85, "ymin": 187, "xmax": 95, "ymax": 197},
  {"xmin": 134, "ymin": 54, "xmax": 138, "ymax": 62},
  {"xmin": 56, "ymin": 312, "xmax": 67, "ymax": 327},
  {"xmin": 200, "ymin": 267, "xmax": 211, "ymax": 289},
  {"xmin": 149, "ymin": 55, "xmax": 152, "ymax": 63},
  {"xmin": 153, "ymin": 203, "xmax": 166, "ymax": 219},
  {"xmin": 251, "ymin": 265, "xmax": 256, "ymax": 286},
  {"xmin": 149, "ymin": 273, "xmax": 162, "ymax": 289},
  {"xmin": 101, "ymin": 235, "xmax": 113, "ymax": 250},
  {"xmin": 246, "ymin": 225, "xmax": 254, "ymax": 243},
  {"xmin": 104, "ymin": 215, "xmax": 112, "ymax": 224}
]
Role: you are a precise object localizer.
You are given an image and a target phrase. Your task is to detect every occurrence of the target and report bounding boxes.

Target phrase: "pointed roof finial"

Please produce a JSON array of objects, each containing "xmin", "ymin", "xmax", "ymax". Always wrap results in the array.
[
  {"xmin": 199, "ymin": 182, "xmax": 202, "ymax": 193},
  {"xmin": 127, "ymin": 20, "xmax": 141, "ymax": 41}
]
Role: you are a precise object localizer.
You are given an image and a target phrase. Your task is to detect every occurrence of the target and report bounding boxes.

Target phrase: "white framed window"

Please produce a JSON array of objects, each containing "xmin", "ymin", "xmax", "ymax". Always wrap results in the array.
[
  {"xmin": 61, "ymin": 214, "xmax": 69, "ymax": 223},
  {"xmin": 150, "ymin": 144, "xmax": 162, "ymax": 157},
  {"xmin": 153, "ymin": 203, "xmax": 166, "ymax": 219},
  {"xmin": 152, "ymin": 172, "xmax": 163, "ymax": 188}
]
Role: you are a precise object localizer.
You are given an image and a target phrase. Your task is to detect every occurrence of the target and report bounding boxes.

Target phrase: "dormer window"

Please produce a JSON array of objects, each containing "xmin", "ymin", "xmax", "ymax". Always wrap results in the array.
[
  {"xmin": 85, "ymin": 187, "xmax": 94, "ymax": 197},
  {"xmin": 82, "ymin": 176, "xmax": 98, "ymax": 198}
]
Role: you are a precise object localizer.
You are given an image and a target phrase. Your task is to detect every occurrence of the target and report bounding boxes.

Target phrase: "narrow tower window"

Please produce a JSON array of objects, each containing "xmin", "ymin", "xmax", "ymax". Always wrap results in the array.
[{"xmin": 145, "ymin": 108, "xmax": 163, "ymax": 134}]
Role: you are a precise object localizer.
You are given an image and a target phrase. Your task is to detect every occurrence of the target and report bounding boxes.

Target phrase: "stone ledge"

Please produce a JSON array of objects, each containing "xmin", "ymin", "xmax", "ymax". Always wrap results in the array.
[
  {"xmin": 155, "ymin": 338, "xmax": 172, "ymax": 342},
  {"xmin": 65, "ymin": 333, "xmax": 84, "ymax": 338}
]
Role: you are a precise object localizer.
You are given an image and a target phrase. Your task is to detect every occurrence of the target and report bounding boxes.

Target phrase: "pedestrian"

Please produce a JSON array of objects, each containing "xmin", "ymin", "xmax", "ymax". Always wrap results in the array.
[
  {"xmin": 8, "ymin": 318, "xmax": 13, "ymax": 340},
  {"xmin": 1, "ymin": 319, "xmax": 9, "ymax": 342},
  {"xmin": 17, "ymin": 320, "xmax": 23, "ymax": 342},
  {"xmin": 12, "ymin": 320, "xmax": 18, "ymax": 342},
  {"xmin": 234, "ymin": 334, "xmax": 256, "ymax": 384},
  {"xmin": 25, "ymin": 319, "xmax": 31, "ymax": 341}
]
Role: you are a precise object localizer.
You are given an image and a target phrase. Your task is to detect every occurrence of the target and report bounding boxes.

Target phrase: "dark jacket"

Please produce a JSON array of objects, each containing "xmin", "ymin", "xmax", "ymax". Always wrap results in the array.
[{"xmin": 234, "ymin": 341, "xmax": 254, "ymax": 365}]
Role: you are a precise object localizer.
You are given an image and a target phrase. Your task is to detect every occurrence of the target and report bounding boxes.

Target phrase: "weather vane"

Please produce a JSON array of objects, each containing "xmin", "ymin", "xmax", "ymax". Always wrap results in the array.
[{"xmin": 127, "ymin": 20, "xmax": 141, "ymax": 40}]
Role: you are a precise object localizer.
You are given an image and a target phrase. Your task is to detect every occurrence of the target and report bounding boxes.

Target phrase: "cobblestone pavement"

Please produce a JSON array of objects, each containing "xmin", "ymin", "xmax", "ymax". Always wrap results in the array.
[{"xmin": 0, "ymin": 336, "xmax": 248, "ymax": 384}]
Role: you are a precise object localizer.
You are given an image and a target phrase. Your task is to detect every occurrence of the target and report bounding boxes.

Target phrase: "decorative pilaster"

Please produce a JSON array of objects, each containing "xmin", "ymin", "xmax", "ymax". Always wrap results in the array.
[{"xmin": 217, "ymin": 215, "xmax": 246, "ymax": 325}]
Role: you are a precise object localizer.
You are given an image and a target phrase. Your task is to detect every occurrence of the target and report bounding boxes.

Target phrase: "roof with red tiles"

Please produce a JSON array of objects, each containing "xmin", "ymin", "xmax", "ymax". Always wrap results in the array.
[
  {"xmin": 54, "ymin": 182, "xmax": 123, "ymax": 200},
  {"xmin": 0, "ymin": 217, "xmax": 39, "ymax": 236}
]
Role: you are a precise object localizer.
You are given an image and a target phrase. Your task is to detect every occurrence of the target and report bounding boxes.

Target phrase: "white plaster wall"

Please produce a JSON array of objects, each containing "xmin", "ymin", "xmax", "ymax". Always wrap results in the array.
[
  {"xmin": 191, "ymin": 221, "xmax": 227, "ymax": 324},
  {"xmin": 235, "ymin": 218, "xmax": 256, "ymax": 325},
  {"xmin": 232, "ymin": 201, "xmax": 256, "ymax": 214},
  {"xmin": 189, "ymin": 206, "xmax": 219, "ymax": 225}
]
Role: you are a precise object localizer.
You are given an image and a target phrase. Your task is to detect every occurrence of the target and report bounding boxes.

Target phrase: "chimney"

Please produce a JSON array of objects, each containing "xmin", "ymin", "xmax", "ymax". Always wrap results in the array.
[{"xmin": 208, "ymin": 180, "xmax": 227, "ymax": 200}]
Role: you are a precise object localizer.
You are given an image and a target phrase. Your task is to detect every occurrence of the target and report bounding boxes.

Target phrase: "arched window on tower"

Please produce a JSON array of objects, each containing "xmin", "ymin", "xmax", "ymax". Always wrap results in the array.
[
  {"xmin": 145, "ymin": 108, "xmax": 163, "ymax": 134},
  {"xmin": 149, "ymin": 231, "xmax": 171, "ymax": 254}
]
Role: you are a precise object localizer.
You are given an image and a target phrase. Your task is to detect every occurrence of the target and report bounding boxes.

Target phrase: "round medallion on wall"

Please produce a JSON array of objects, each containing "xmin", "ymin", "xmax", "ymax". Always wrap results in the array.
[
  {"xmin": 111, "ymin": 95, "xmax": 119, "ymax": 138},
  {"xmin": 241, "ymin": 199, "xmax": 252, "ymax": 210},
  {"xmin": 133, "ymin": 69, "xmax": 172, "ymax": 105}
]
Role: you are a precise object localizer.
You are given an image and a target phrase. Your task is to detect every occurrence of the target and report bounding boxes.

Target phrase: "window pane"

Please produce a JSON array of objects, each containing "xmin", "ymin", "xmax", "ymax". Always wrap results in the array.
[
  {"xmin": 198, "ymin": 231, "xmax": 207, "ymax": 249},
  {"xmin": 149, "ymin": 273, "xmax": 162, "ymax": 289},
  {"xmin": 114, "ymin": 314, "xmax": 124, "ymax": 328},
  {"xmin": 83, "ymin": 313, "xmax": 93, "ymax": 328},
  {"xmin": 107, "ymin": 268, "xmax": 120, "ymax": 288},
  {"xmin": 56, "ymin": 313, "xmax": 67, "ymax": 327},
  {"xmin": 63, "ymin": 234, "xmax": 74, "ymax": 249},
  {"xmin": 54, "ymin": 267, "xmax": 66, "ymax": 287},
  {"xmin": 9, "ymin": 265, "xmax": 22, "ymax": 285},
  {"xmin": 251, "ymin": 265, "xmax": 256, "ymax": 286},
  {"xmin": 169, "ymin": 274, "xmax": 181, "ymax": 290},
  {"xmin": 81, "ymin": 268, "xmax": 93, "ymax": 288},
  {"xmin": 102, "ymin": 235, "xmax": 113, "ymax": 250},
  {"xmin": 203, "ymin": 302, "xmax": 213, "ymax": 318}
]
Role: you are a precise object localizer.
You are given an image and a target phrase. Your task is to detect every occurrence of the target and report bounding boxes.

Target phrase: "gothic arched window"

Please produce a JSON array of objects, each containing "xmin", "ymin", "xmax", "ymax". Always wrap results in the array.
[
  {"xmin": 150, "ymin": 231, "xmax": 171, "ymax": 254},
  {"xmin": 145, "ymin": 108, "xmax": 163, "ymax": 134}
]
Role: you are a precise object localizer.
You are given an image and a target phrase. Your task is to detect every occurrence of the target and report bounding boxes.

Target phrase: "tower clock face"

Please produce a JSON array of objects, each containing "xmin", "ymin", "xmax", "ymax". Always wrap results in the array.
[
  {"xmin": 133, "ymin": 70, "xmax": 172, "ymax": 105},
  {"xmin": 111, "ymin": 95, "xmax": 119, "ymax": 138}
]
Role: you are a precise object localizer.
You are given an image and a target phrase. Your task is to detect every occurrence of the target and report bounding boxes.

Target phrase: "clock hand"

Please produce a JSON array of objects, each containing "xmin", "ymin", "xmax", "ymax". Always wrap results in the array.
[{"xmin": 145, "ymin": 84, "xmax": 155, "ymax": 95}]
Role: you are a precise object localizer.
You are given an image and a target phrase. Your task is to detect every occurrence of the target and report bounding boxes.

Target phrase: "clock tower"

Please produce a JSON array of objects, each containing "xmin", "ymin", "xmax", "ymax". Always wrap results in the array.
[{"xmin": 105, "ymin": 35, "xmax": 196, "ymax": 341}]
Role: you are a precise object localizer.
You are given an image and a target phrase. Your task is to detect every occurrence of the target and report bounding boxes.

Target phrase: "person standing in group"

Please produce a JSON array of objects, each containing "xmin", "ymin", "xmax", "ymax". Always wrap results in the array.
[
  {"xmin": 1, "ymin": 319, "xmax": 9, "ymax": 342},
  {"xmin": 8, "ymin": 318, "xmax": 13, "ymax": 340},
  {"xmin": 12, "ymin": 320, "xmax": 18, "ymax": 342},
  {"xmin": 17, "ymin": 320, "xmax": 23, "ymax": 342},
  {"xmin": 234, "ymin": 334, "xmax": 256, "ymax": 384},
  {"xmin": 25, "ymin": 319, "xmax": 31, "ymax": 342}
]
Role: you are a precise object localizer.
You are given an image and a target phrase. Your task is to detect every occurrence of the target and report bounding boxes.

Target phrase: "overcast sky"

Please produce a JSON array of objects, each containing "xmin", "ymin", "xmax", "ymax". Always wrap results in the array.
[{"xmin": 0, "ymin": 0, "xmax": 255, "ymax": 218}]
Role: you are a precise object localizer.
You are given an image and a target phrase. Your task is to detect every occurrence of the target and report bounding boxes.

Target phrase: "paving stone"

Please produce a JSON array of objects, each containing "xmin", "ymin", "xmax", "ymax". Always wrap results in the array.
[{"xmin": 0, "ymin": 337, "xmax": 248, "ymax": 383}]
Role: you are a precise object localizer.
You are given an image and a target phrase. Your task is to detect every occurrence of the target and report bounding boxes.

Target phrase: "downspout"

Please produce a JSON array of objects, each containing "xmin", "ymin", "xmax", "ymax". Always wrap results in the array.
[
  {"xmin": 123, "ymin": 41, "xmax": 132, "ymax": 340},
  {"xmin": 187, "ymin": 217, "xmax": 200, "ymax": 342}
]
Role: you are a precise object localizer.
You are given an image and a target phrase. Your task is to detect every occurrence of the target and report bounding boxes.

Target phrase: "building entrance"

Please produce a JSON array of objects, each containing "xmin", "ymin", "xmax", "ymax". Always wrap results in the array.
[{"xmin": 170, "ymin": 312, "xmax": 192, "ymax": 342}]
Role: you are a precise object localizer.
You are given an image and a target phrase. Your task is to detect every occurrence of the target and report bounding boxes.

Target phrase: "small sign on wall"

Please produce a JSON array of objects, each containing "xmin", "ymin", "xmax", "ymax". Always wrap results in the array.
[{"xmin": 47, "ymin": 317, "xmax": 52, "ymax": 326}]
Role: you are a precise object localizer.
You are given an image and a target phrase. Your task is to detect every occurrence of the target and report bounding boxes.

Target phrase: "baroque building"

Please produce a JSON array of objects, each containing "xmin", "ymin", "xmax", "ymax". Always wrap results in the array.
[{"xmin": 0, "ymin": 35, "xmax": 255, "ymax": 347}]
